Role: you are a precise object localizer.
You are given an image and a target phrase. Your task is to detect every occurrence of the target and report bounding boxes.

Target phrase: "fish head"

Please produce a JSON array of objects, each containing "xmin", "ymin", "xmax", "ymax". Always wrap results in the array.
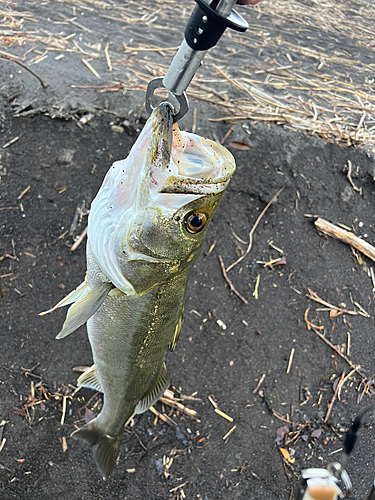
[{"xmin": 88, "ymin": 102, "xmax": 235, "ymax": 295}]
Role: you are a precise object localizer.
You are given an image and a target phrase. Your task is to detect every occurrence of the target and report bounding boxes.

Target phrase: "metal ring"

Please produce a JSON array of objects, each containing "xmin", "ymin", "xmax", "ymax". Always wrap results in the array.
[{"xmin": 145, "ymin": 77, "xmax": 189, "ymax": 122}]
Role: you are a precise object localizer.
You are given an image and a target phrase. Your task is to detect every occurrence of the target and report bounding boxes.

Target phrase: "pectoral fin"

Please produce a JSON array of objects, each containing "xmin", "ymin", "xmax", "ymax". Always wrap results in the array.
[
  {"xmin": 56, "ymin": 282, "xmax": 112, "ymax": 339},
  {"xmin": 77, "ymin": 365, "xmax": 103, "ymax": 392},
  {"xmin": 39, "ymin": 279, "xmax": 89, "ymax": 316},
  {"xmin": 135, "ymin": 362, "xmax": 170, "ymax": 414},
  {"xmin": 168, "ymin": 307, "xmax": 184, "ymax": 352}
]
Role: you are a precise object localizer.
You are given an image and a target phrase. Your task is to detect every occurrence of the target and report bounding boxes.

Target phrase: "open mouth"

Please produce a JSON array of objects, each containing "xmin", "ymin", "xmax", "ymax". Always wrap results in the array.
[
  {"xmin": 87, "ymin": 102, "xmax": 235, "ymax": 293},
  {"xmin": 149, "ymin": 102, "xmax": 236, "ymax": 196}
]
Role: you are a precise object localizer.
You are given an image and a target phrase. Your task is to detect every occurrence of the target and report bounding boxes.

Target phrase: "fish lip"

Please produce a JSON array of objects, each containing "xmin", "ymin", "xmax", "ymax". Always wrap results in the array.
[
  {"xmin": 150, "ymin": 103, "xmax": 235, "ymax": 197},
  {"xmin": 151, "ymin": 102, "xmax": 174, "ymax": 146},
  {"xmin": 153, "ymin": 101, "xmax": 175, "ymax": 121},
  {"xmin": 157, "ymin": 179, "xmax": 230, "ymax": 195}
]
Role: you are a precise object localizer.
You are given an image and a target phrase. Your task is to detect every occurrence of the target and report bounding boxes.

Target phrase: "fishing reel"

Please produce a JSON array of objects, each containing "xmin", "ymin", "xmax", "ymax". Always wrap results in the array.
[{"xmin": 295, "ymin": 405, "xmax": 375, "ymax": 500}]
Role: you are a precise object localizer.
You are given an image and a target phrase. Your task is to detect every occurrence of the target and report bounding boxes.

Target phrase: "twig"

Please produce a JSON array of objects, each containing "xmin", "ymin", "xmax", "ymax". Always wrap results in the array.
[
  {"xmin": 312, "ymin": 327, "xmax": 365, "ymax": 380},
  {"xmin": 58, "ymin": 13, "xmax": 92, "ymax": 32},
  {"xmin": 226, "ymin": 187, "xmax": 284, "ymax": 272},
  {"xmin": 208, "ymin": 395, "xmax": 218, "ymax": 409},
  {"xmin": 286, "ymin": 348, "xmax": 295, "ymax": 374},
  {"xmin": 133, "ymin": 429, "xmax": 148, "ymax": 451},
  {"xmin": 253, "ymin": 373, "xmax": 266, "ymax": 393},
  {"xmin": 104, "ymin": 42, "xmax": 112, "ymax": 72},
  {"xmin": 315, "ymin": 218, "xmax": 375, "ymax": 262},
  {"xmin": 0, "ymin": 55, "xmax": 46, "ymax": 88},
  {"xmin": 60, "ymin": 396, "xmax": 67, "ymax": 425},
  {"xmin": 0, "ymin": 438, "xmax": 6, "ymax": 453},
  {"xmin": 218, "ymin": 255, "xmax": 248, "ymax": 304},
  {"xmin": 220, "ymin": 127, "xmax": 233, "ymax": 144},
  {"xmin": 223, "ymin": 425, "xmax": 236, "ymax": 441},
  {"xmin": 346, "ymin": 160, "xmax": 362, "ymax": 195},
  {"xmin": 18, "ymin": 185, "xmax": 30, "ymax": 200},
  {"xmin": 324, "ymin": 371, "xmax": 345, "ymax": 423},
  {"xmin": 306, "ymin": 288, "xmax": 358, "ymax": 316},
  {"xmin": 3, "ymin": 136, "xmax": 19, "ymax": 149},
  {"xmin": 82, "ymin": 58, "xmax": 101, "ymax": 79},
  {"xmin": 70, "ymin": 226, "xmax": 87, "ymax": 251},
  {"xmin": 149, "ymin": 405, "xmax": 177, "ymax": 427},
  {"xmin": 214, "ymin": 408, "xmax": 233, "ymax": 422},
  {"xmin": 272, "ymin": 410, "xmax": 293, "ymax": 424},
  {"xmin": 338, "ymin": 369, "xmax": 356, "ymax": 400},
  {"xmin": 304, "ymin": 307, "xmax": 324, "ymax": 330},
  {"xmin": 354, "ymin": 301, "xmax": 370, "ymax": 318},
  {"xmin": 159, "ymin": 396, "xmax": 200, "ymax": 421},
  {"xmin": 252, "ymin": 274, "xmax": 260, "ymax": 299}
]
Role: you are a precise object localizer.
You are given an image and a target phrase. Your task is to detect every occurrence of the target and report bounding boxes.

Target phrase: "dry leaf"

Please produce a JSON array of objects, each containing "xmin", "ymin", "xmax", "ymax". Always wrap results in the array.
[
  {"xmin": 228, "ymin": 141, "xmax": 250, "ymax": 151},
  {"xmin": 62, "ymin": 436, "xmax": 68, "ymax": 452},
  {"xmin": 85, "ymin": 407, "xmax": 95, "ymax": 424},
  {"xmin": 275, "ymin": 425, "xmax": 290, "ymax": 445},
  {"xmin": 279, "ymin": 447, "xmax": 295, "ymax": 464},
  {"xmin": 311, "ymin": 429, "xmax": 322, "ymax": 439}
]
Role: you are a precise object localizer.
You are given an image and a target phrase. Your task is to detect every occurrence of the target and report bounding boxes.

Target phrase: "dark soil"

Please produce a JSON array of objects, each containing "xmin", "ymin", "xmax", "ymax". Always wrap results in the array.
[
  {"xmin": 1, "ymin": 0, "xmax": 375, "ymax": 498},
  {"xmin": 1, "ymin": 110, "xmax": 375, "ymax": 500}
]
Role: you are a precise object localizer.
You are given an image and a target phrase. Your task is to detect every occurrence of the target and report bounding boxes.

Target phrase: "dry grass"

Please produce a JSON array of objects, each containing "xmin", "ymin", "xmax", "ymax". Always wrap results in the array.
[{"xmin": 1, "ymin": 0, "xmax": 375, "ymax": 146}]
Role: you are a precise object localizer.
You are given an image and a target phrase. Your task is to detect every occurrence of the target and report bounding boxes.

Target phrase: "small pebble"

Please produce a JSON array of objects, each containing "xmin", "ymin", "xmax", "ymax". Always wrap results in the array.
[
  {"xmin": 111, "ymin": 125, "xmax": 124, "ymax": 133},
  {"xmin": 216, "ymin": 319, "xmax": 227, "ymax": 330}
]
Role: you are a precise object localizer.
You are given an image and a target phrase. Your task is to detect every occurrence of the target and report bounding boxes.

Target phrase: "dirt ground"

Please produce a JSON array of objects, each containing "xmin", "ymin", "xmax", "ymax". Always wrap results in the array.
[{"xmin": 1, "ymin": 1, "xmax": 375, "ymax": 500}]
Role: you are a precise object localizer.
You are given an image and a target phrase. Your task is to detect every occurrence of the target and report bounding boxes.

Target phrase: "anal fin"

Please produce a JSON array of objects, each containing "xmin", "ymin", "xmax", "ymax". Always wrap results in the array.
[
  {"xmin": 134, "ymin": 362, "xmax": 170, "ymax": 414},
  {"xmin": 77, "ymin": 365, "xmax": 103, "ymax": 393}
]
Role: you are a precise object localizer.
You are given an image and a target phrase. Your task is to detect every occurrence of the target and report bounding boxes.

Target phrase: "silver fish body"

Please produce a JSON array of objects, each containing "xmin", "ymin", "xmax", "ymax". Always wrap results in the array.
[{"xmin": 41, "ymin": 103, "xmax": 235, "ymax": 479}]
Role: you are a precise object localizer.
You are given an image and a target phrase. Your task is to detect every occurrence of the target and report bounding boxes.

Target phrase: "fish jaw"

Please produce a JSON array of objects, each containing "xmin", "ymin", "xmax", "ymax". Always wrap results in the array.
[{"xmin": 88, "ymin": 102, "xmax": 236, "ymax": 295}]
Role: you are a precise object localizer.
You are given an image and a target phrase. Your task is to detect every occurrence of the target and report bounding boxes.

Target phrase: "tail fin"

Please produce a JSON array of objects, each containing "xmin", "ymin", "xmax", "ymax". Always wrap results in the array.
[{"xmin": 71, "ymin": 420, "xmax": 123, "ymax": 480}]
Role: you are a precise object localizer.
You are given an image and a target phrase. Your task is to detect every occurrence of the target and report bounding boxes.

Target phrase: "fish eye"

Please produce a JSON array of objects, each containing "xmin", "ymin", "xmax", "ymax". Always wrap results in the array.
[{"xmin": 185, "ymin": 213, "xmax": 207, "ymax": 234}]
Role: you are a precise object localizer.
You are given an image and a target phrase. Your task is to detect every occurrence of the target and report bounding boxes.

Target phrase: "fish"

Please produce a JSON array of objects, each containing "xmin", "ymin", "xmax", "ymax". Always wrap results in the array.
[{"xmin": 40, "ymin": 102, "xmax": 235, "ymax": 480}]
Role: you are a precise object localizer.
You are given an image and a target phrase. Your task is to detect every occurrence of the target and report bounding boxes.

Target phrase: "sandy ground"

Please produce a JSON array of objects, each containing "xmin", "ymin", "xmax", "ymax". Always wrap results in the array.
[{"xmin": 1, "ymin": 1, "xmax": 375, "ymax": 499}]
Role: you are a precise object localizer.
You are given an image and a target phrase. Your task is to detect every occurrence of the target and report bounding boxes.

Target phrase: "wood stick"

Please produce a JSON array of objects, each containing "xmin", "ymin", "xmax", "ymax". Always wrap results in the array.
[
  {"xmin": 0, "ymin": 55, "xmax": 46, "ymax": 88},
  {"xmin": 226, "ymin": 187, "xmax": 284, "ymax": 273},
  {"xmin": 315, "ymin": 217, "xmax": 375, "ymax": 261},
  {"xmin": 70, "ymin": 226, "xmax": 87, "ymax": 251},
  {"xmin": 312, "ymin": 327, "xmax": 365, "ymax": 379},
  {"xmin": 324, "ymin": 371, "xmax": 345, "ymax": 423},
  {"xmin": 218, "ymin": 255, "xmax": 249, "ymax": 305}
]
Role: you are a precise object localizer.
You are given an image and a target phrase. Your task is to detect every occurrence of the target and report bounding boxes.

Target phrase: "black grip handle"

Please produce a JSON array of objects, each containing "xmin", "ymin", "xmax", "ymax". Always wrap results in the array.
[
  {"xmin": 185, "ymin": 0, "xmax": 248, "ymax": 51},
  {"xmin": 344, "ymin": 404, "xmax": 375, "ymax": 456}
]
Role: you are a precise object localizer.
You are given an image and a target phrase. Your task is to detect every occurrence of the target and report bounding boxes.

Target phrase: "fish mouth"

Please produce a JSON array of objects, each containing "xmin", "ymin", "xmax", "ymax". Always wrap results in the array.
[
  {"xmin": 87, "ymin": 102, "xmax": 235, "ymax": 294},
  {"xmin": 147, "ymin": 102, "xmax": 236, "ymax": 197}
]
